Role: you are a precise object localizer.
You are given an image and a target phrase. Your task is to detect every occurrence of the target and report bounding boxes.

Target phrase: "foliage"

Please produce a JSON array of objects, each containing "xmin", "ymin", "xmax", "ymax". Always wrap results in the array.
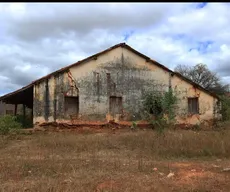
[
  {"xmin": 220, "ymin": 95, "xmax": 230, "ymax": 121},
  {"xmin": 175, "ymin": 63, "xmax": 229, "ymax": 95},
  {"xmin": 151, "ymin": 117, "xmax": 168, "ymax": 134},
  {"xmin": 162, "ymin": 89, "xmax": 178, "ymax": 122},
  {"xmin": 191, "ymin": 124, "xmax": 201, "ymax": 131},
  {"xmin": 142, "ymin": 90, "xmax": 163, "ymax": 117},
  {"xmin": 15, "ymin": 114, "xmax": 33, "ymax": 128},
  {"xmin": 131, "ymin": 121, "xmax": 138, "ymax": 130},
  {"xmin": 0, "ymin": 115, "xmax": 22, "ymax": 135},
  {"xmin": 142, "ymin": 88, "xmax": 178, "ymax": 133}
]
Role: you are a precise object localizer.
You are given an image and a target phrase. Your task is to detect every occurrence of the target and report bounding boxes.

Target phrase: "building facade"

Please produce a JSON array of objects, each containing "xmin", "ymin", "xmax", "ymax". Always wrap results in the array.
[{"xmin": 0, "ymin": 43, "xmax": 221, "ymax": 127}]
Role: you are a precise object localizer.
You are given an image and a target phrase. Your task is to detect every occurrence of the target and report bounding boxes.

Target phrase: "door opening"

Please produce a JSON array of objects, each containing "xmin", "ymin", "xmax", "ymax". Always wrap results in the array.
[
  {"xmin": 109, "ymin": 96, "xmax": 122, "ymax": 120},
  {"xmin": 64, "ymin": 96, "xmax": 79, "ymax": 118}
]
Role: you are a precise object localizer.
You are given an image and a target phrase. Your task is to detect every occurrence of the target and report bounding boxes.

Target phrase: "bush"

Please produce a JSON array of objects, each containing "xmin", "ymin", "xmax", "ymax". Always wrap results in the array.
[
  {"xmin": 15, "ymin": 114, "xmax": 33, "ymax": 128},
  {"xmin": 220, "ymin": 95, "xmax": 230, "ymax": 121},
  {"xmin": 142, "ymin": 88, "xmax": 177, "ymax": 133},
  {"xmin": 0, "ymin": 115, "xmax": 22, "ymax": 135},
  {"xmin": 131, "ymin": 121, "xmax": 138, "ymax": 130}
]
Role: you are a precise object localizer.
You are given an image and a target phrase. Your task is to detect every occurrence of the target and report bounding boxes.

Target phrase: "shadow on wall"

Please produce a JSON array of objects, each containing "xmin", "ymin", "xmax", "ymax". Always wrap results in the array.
[{"xmin": 0, "ymin": 101, "xmax": 14, "ymax": 116}]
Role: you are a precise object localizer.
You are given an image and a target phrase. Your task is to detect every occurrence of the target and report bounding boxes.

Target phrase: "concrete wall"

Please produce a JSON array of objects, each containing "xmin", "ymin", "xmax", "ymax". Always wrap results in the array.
[
  {"xmin": 0, "ymin": 101, "xmax": 15, "ymax": 115},
  {"xmin": 33, "ymin": 46, "xmax": 220, "ymax": 125},
  {"xmin": 171, "ymin": 74, "xmax": 219, "ymax": 125},
  {"xmin": 0, "ymin": 102, "xmax": 29, "ymax": 117}
]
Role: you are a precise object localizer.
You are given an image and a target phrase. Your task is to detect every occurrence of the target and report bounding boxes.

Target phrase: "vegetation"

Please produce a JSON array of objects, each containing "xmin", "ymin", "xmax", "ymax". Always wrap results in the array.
[
  {"xmin": 1, "ymin": 62, "xmax": 230, "ymax": 191},
  {"xmin": 15, "ymin": 114, "xmax": 33, "ymax": 128},
  {"xmin": 220, "ymin": 95, "xmax": 230, "ymax": 121},
  {"xmin": 175, "ymin": 63, "xmax": 230, "ymax": 122},
  {"xmin": 131, "ymin": 121, "xmax": 137, "ymax": 130},
  {"xmin": 142, "ymin": 88, "xmax": 177, "ymax": 133},
  {"xmin": 174, "ymin": 63, "xmax": 229, "ymax": 95},
  {"xmin": 0, "ymin": 115, "xmax": 22, "ymax": 135},
  {"xmin": 0, "ymin": 130, "xmax": 230, "ymax": 191}
]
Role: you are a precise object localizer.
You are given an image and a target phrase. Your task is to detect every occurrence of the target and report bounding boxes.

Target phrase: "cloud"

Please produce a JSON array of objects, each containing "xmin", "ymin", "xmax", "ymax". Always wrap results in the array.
[
  {"xmin": 0, "ymin": 3, "xmax": 230, "ymax": 96},
  {"xmin": 7, "ymin": 3, "xmax": 183, "ymax": 41}
]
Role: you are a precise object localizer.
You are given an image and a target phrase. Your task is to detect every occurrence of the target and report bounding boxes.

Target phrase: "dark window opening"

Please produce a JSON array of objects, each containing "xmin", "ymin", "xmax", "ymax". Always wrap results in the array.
[
  {"xmin": 188, "ymin": 97, "xmax": 199, "ymax": 114},
  {"xmin": 64, "ymin": 96, "xmax": 79, "ymax": 118}
]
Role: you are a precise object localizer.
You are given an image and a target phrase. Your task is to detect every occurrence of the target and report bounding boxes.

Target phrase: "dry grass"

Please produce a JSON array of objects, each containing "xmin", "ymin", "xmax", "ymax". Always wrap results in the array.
[{"xmin": 0, "ymin": 129, "xmax": 230, "ymax": 191}]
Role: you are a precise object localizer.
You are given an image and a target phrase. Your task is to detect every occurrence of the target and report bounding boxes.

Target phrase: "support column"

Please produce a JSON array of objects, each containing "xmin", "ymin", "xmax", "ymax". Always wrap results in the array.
[
  {"xmin": 14, "ymin": 104, "xmax": 17, "ymax": 116},
  {"xmin": 23, "ymin": 104, "xmax": 26, "ymax": 128},
  {"xmin": 31, "ymin": 108, "xmax": 33, "ymax": 128},
  {"xmin": 3, "ymin": 102, "xmax": 6, "ymax": 115}
]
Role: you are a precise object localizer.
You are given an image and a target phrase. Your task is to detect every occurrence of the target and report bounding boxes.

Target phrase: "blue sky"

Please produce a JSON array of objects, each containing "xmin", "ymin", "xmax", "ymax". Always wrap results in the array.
[
  {"xmin": 196, "ymin": 2, "xmax": 207, "ymax": 9},
  {"xmin": 0, "ymin": 3, "xmax": 230, "ymax": 96}
]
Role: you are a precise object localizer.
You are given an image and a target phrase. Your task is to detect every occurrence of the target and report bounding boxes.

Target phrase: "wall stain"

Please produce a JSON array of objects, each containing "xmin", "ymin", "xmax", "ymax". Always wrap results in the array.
[{"xmin": 33, "ymin": 52, "xmax": 219, "ymax": 125}]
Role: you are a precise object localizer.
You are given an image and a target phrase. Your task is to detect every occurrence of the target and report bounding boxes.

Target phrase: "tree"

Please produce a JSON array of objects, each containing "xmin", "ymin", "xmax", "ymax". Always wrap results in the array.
[{"xmin": 174, "ymin": 63, "xmax": 229, "ymax": 95}]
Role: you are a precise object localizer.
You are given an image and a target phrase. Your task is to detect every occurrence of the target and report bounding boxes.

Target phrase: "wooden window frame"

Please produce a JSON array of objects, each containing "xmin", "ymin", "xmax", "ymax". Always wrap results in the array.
[{"xmin": 188, "ymin": 97, "xmax": 199, "ymax": 115}]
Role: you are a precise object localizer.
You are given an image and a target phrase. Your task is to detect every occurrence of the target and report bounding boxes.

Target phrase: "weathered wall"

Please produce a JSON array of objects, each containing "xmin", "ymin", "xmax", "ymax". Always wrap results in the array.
[
  {"xmin": 33, "ymin": 46, "xmax": 220, "ymax": 125},
  {"xmin": 171, "ymin": 74, "xmax": 219, "ymax": 125},
  {"xmin": 0, "ymin": 101, "xmax": 15, "ymax": 115},
  {"xmin": 68, "ymin": 47, "xmax": 170, "ymax": 122},
  {"xmin": 33, "ymin": 46, "xmax": 170, "ymax": 123},
  {"xmin": 33, "ymin": 71, "xmax": 79, "ymax": 123}
]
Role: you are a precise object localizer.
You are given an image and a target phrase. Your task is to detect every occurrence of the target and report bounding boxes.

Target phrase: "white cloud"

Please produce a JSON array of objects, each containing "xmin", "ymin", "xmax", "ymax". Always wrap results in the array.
[{"xmin": 0, "ymin": 2, "xmax": 230, "ymax": 95}]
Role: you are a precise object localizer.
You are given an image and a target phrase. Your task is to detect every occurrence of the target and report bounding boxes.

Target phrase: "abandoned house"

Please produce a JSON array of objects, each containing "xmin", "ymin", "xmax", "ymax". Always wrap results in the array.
[{"xmin": 0, "ymin": 43, "xmax": 221, "ymax": 127}]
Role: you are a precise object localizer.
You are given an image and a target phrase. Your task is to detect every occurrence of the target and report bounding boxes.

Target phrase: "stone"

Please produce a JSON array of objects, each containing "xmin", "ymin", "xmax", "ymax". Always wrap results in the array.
[
  {"xmin": 153, "ymin": 167, "xmax": 158, "ymax": 171},
  {"xmin": 222, "ymin": 168, "xmax": 230, "ymax": 172},
  {"xmin": 167, "ymin": 172, "xmax": 175, "ymax": 178}
]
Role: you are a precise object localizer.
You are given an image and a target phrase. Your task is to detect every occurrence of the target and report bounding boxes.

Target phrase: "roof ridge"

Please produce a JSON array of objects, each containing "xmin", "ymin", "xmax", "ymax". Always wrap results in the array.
[{"xmin": 0, "ymin": 42, "xmax": 219, "ymax": 100}]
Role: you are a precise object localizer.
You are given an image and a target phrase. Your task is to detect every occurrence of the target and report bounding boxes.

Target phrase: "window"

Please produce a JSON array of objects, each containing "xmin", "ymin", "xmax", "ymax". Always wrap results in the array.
[{"xmin": 188, "ymin": 97, "xmax": 199, "ymax": 114}]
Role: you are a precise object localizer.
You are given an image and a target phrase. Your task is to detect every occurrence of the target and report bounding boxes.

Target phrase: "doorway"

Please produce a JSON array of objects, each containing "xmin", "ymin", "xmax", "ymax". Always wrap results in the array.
[
  {"xmin": 64, "ymin": 96, "xmax": 79, "ymax": 118},
  {"xmin": 109, "ymin": 96, "xmax": 122, "ymax": 120}
]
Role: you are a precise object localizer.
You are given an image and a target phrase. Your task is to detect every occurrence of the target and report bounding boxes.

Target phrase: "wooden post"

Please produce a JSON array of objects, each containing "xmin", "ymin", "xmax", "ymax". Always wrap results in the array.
[
  {"xmin": 31, "ymin": 108, "xmax": 33, "ymax": 128},
  {"xmin": 23, "ymin": 104, "xmax": 26, "ymax": 128},
  {"xmin": 14, "ymin": 104, "xmax": 17, "ymax": 116},
  {"xmin": 3, "ymin": 102, "xmax": 6, "ymax": 115}
]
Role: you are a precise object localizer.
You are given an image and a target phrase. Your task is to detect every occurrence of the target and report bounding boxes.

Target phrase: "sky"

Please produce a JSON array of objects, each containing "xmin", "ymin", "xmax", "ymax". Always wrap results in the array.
[{"xmin": 1, "ymin": 2, "xmax": 230, "ymax": 96}]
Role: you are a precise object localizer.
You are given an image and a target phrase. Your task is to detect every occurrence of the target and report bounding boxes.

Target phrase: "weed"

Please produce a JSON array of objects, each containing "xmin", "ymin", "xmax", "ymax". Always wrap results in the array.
[
  {"xmin": 131, "ymin": 121, "xmax": 137, "ymax": 130},
  {"xmin": 0, "ymin": 115, "xmax": 22, "ymax": 135}
]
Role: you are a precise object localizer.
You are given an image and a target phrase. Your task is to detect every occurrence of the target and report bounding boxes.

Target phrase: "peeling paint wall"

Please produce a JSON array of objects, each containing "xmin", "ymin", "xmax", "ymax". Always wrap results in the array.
[
  {"xmin": 33, "ymin": 46, "xmax": 220, "ymax": 125},
  {"xmin": 68, "ymin": 47, "xmax": 169, "ymax": 122},
  {"xmin": 33, "ymin": 71, "xmax": 79, "ymax": 124},
  {"xmin": 171, "ymin": 74, "xmax": 219, "ymax": 125}
]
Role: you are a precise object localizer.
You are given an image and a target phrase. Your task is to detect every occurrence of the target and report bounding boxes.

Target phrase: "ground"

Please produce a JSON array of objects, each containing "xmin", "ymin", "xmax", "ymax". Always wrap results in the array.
[{"xmin": 1, "ymin": 127, "xmax": 230, "ymax": 192}]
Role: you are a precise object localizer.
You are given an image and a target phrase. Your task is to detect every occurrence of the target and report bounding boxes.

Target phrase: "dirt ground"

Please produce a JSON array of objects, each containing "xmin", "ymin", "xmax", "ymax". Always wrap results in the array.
[{"xmin": 0, "ymin": 128, "xmax": 230, "ymax": 192}]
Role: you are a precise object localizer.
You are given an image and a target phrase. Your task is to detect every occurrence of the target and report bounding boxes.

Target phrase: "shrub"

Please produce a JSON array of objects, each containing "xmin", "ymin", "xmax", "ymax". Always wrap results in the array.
[
  {"xmin": 142, "ymin": 88, "xmax": 178, "ymax": 133},
  {"xmin": 0, "ymin": 115, "xmax": 22, "ymax": 135},
  {"xmin": 15, "ymin": 114, "xmax": 33, "ymax": 128},
  {"xmin": 220, "ymin": 95, "xmax": 230, "ymax": 121},
  {"xmin": 131, "ymin": 121, "xmax": 138, "ymax": 130}
]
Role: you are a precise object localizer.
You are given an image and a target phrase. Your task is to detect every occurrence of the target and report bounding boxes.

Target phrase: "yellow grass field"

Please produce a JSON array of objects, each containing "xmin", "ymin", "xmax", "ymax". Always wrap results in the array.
[{"xmin": 1, "ymin": 128, "xmax": 230, "ymax": 192}]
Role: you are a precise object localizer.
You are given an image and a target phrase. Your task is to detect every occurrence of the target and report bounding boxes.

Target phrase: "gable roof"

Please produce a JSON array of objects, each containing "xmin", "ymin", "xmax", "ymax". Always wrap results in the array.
[{"xmin": 0, "ymin": 42, "xmax": 219, "ymax": 101}]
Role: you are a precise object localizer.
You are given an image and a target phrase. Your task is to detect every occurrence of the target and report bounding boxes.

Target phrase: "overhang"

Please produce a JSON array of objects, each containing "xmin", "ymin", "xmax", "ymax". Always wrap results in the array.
[{"xmin": 0, "ymin": 84, "xmax": 33, "ymax": 108}]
